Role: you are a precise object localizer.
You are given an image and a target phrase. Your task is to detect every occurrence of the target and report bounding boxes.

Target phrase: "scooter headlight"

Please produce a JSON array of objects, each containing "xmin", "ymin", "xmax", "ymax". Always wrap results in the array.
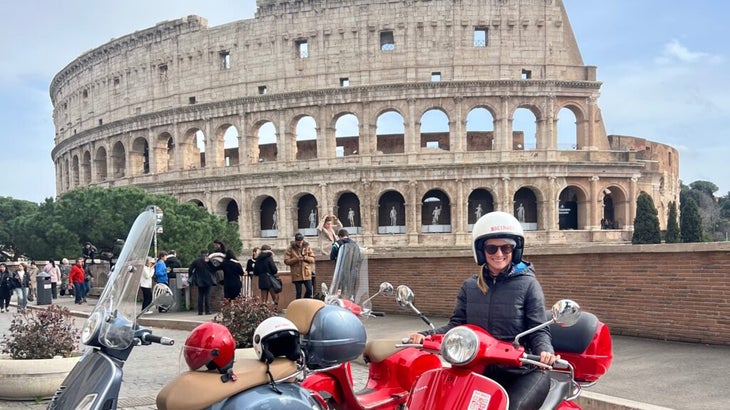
[
  {"xmin": 80, "ymin": 311, "xmax": 102, "ymax": 345},
  {"xmin": 441, "ymin": 327, "xmax": 478, "ymax": 365}
]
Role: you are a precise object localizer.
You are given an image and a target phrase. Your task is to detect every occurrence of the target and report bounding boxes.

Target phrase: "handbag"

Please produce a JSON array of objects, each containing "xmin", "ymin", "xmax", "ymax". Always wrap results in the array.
[
  {"xmin": 27, "ymin": 288, "xmax": 35, "ymax": 302},
  {"xmin": 267, "ymin": 273, "xmax": 282, "ymax": 294}
]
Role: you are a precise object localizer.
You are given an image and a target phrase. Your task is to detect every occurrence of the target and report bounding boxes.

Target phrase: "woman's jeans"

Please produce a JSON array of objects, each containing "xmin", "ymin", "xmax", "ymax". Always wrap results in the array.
[{"xmin": 14, "ymin": 287, "xmax": 28, "ymax": 308}]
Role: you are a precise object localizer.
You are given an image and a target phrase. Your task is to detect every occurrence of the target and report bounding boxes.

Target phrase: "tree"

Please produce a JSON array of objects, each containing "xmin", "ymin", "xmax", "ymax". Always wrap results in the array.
[
  {"xmin": 632, "ymin": 192, "xmax": 661, "ymax": 244},
  {"xmin": 10, "ymin": 187, "xmax": 241, "ymax": 265},
  {"xmin": 665, "ymin": 201, "xmax": 681, "ymax": 243},
  {"xmin": 689, "ymin": 180, "xmax": 718, "ymax": 197},
  {"xmin": 0, "ymin": 197, "xmax": 40, "ymax": 260},
  {"xmin": 680, "ymin": 197, "xmax": 703, "ymax": 243}
]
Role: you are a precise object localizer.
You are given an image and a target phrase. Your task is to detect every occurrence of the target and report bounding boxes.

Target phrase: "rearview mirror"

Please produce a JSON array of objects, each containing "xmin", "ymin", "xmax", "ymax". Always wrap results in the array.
[
  {"xmin": 551, "ymin": 299, "xmax": 581, "ymax": 327},
  {"xmin": 395, "ymin": 285, "xmax": 415, "ymax": 308}
]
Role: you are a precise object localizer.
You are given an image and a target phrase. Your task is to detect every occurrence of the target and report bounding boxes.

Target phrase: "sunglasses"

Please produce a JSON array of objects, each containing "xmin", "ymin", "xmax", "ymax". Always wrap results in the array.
[{"xmin": 484, "ymin": 244, "xmax": 514, "ymax": 255}]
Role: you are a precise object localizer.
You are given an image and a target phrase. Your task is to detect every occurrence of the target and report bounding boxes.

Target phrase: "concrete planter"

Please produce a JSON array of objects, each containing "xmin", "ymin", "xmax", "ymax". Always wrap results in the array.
[{"xmin": 0, "ymin": 353, "xmax": 81, "ymax": 400}]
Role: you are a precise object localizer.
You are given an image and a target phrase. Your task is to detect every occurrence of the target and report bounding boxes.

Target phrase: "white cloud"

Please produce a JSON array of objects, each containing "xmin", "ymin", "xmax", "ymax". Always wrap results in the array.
[{"xmin": 657, "ymin": 39, "xmax": 709, "ymax": 64}]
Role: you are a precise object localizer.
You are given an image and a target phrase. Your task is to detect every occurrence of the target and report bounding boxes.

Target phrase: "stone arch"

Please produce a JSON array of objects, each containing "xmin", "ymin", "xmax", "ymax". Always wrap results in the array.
[
  {"xmin": 336, "ymin": 191, "xmax": 362, "ymax": 233},
  {"xmin": 259, "ymin": 196, "xmax": 279, "ymax": 237},
  {"xmin": 81, "ymin": 150, "xmax": 92, "ymax": 185},
  {"xmin": 71, "ymin": 154, "xmax": 80, "ymax": 188},
  {"xmin": 513, "ymin": 187, "xmax": 539, "ymax": 230},
  {"xmin": 421, "ymin": 189, "xmax": 451, "ymax": 233},
  {"xmin": 601, "ymin": 185, "xmax": 628, "ymax": 229},
  {"xmin": 131, "ymin": 137, "xmax": 149, "ymax": 175},
  {"xmin": 512, "ymin": 105, "xmax": 542, "ymax": 151},
  {"xmin": 157, "ymin": 132, "xmax": 174, "ymax": 172},
  {"xmin": 557, "ymin": 103, "xmax": 587, "ymax": 150},
  {"xmin": 466, "ymin": 106, "xmax": 496, "ymax": 151},
  {"xmin": 111, "ymin": 141, "xmax": 126, "ymax": 179},
  {"xmin": 187, "ymin": 198, "xmax": 206, "ymax": 208},
  {"xmin": 293, "ymin": 115, "xmax": 318, "ymax": 160},
  {"xmin": 181, "ymin": 128, "xmax": 205, "ymax": 169},
  {"xmin": 215, "ymin": 197, "xmax": 239, "ymax": 222},
  {"xmin": 296, "ymin": 193, "xmax": 319, "ymax": 236},
  {"xmin": 256, "ymin": 120, "xmax": 278, "ymax": 162},
  {"xmin": 419, "ymin": 108, "xmax": 450, "ymax": 151},
  {"xmin": 558, "ymin": 185, "xmax": 589, "ymax": 230},
  {"xmin": 468, "ymin": 188, "xmax": 496, "ymax": 229},
  {"xmin": 375, "ymin": 110, "xmax": 405, "ymax": 154},
  {"xmin": 334, "ymin": 112, "xmax": 360, "ymax": 157},
  {"xmin": 378, "ymin": 190, "xmax": 406, "ymax": 234},
  {"xmin": 217, "ymin": 123, "xmax": 240, "ymax": 167},
  {"xmin": 95, "ymin": 146, "xmax": 108, "ymax": 181}
]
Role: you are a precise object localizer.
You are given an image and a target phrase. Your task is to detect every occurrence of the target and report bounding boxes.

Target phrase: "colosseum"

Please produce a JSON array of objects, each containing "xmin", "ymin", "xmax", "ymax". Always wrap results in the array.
[{"xmin": 50, "ymin": 0, "xmax": 679, "ymax": 252}]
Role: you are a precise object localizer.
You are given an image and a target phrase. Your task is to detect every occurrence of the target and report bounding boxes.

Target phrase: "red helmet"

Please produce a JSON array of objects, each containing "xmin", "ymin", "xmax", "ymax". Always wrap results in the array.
[{"xmin": 183, "ymin": 322, "xmax": 235, "ymax": 372}]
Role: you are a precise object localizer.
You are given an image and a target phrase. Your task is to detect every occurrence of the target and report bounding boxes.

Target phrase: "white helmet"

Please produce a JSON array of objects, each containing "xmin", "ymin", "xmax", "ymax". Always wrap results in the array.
[
  {"xmin": 472, "ymin": 211, "xmax": 525, "ymax": 266},
  {"xmin": 253, "ymin": 317, "xmax": 302, "ymax": 364}
]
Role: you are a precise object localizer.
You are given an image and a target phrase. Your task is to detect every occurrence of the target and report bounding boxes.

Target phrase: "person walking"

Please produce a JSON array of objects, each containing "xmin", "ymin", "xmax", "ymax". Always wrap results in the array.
[
  {"xmin": 284, "ymin": 233, "xmax": 315, "ymax": 299},
  {"xmin": 140, "ymin": 257, "xmax": 155, "ymax": 314},
  {"xmin": 43, "ymin": 259, "xmax": 61, "ymax": 299},
  {"xmin": 0, "ymin": 263, "xmax": 14, "ymax": 312},
  {"xmin": 154, "ymin": 251, "xmax": 170, "ymax": 312},
  {"xmin": 10, "ymin": 263, "xmax": 32, "ymax": 311},
  {"xmin": 69, "ymin": 257, "xmax": 87, "ymax": 305},
  {"xmin": 252, "ymin": 244, "xmax": 279, "ymax": 309},
  {"xmin": 188, "ymin": 250, "xmax": 215, "ymax": 315}
]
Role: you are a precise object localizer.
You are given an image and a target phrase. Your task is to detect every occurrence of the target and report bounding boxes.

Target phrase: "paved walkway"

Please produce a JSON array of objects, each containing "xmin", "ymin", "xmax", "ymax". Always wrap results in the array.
[{"xmin": 2, "ymin": 296, "xmax": 728, "ymax": 409}]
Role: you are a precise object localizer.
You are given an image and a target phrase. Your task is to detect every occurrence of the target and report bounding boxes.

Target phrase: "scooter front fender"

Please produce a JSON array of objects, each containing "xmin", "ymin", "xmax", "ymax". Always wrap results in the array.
[
  {"xmin": 407, "ymin": 368, "xmax": 509, "ymax": 410},
  {"xmin": 48, "ymin": 349, "xmax": 123, "ymax": 410}
]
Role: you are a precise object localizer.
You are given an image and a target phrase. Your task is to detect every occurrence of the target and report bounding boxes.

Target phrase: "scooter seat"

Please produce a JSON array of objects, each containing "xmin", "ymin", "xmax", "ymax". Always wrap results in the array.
[
  {"xmin": 363, "ymin": 339, "xmax": 404, "ymax": 363},
  {"xmin": 157, "ymin": 358, "xmax": 299, "ymax": 410},
  {"xmin": 286, "ymin": 298, "xmax": 326, "ymax": 334}
]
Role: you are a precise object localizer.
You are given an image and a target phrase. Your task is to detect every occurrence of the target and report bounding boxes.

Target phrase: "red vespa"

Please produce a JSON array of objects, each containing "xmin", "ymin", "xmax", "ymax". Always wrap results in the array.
[
  {"xmin": 298, "ymin": 240, "xmax": 442, "ymax": 410},
  {"xmin": 403, "ymin": 295, "xmax": 613, "ymax": 410}
]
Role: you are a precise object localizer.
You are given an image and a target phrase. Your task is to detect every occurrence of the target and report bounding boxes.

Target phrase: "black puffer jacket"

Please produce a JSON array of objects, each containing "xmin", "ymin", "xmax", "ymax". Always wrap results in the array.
[
  {"xmin": 252, "ymin": 250, "xmax": 278, "ymax": 290},
  {"xmin": 425, "ymin": 262, "xmax": 553, "ymax": 356}
]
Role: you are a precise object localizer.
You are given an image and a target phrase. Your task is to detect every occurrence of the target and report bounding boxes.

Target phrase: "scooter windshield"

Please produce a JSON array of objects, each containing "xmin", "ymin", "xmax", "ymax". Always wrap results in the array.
[
  {"xmin": 327, "ymin": 242, "xmax": 371, "ymax": 314},
  {"xmin": 90, "ymin": 209, "xmax": 157, "ymax": 350}
]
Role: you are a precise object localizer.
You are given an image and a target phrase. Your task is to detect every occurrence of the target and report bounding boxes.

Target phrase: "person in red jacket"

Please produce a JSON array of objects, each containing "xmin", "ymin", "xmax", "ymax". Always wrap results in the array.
[{"xmin": 69, "ymin": 257, "xmax": 86, "ymax": 304}]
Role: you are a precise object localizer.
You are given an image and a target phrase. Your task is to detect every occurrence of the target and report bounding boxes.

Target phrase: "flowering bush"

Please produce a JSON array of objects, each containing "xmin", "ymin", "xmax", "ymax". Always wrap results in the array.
[
  {"xmin": 214, "ymin": 296, "xmax": 275, "ymax": 348},
  {"xmin": 1, "ymin": 305, "xmax": 79, "ymax": 359}
]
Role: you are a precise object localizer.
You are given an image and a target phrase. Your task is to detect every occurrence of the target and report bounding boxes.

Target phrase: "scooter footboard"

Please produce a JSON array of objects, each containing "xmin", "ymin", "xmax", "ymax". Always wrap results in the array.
[{"xmin": 407, "ymin": 368, "xmax": 509, "ymax": 410}]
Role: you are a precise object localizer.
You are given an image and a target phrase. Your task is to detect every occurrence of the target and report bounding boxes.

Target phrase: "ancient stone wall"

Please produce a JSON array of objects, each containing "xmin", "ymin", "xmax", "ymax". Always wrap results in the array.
[
  {"xmin": 50, "ymin": 0, "xmax": 680, "ymax": 252},
  {"xmin": 314, "ymin": 242, "xmax": 730, "ymax": 346}
]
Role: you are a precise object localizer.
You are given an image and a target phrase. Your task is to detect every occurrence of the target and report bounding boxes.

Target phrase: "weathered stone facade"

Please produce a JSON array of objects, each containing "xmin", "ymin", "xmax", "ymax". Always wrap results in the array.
[{"xmin": 50, "ymin": 0, "xmax": 679, "ymax": 252}]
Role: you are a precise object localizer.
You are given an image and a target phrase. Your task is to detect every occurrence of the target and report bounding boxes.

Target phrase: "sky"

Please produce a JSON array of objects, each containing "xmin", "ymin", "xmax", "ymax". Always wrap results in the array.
[{"xmin": 1, "ymin": 0, "xmax": 728, "ymax": 203}]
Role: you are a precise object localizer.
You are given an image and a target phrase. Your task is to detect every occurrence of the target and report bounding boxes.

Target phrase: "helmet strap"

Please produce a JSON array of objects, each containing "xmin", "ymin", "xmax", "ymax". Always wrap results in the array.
[{"xmin": 265, "ymin": 364, "xmax": 283, "ymax": 394}]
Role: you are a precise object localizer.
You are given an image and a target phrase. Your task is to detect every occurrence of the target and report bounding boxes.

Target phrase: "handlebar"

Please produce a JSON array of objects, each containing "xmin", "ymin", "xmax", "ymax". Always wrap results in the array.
[
  {"xmin": 521, "ymin": 354, "xmax": 570, "ymax": 370},
  {"xmin": 139, "ymin": 332, "xmax": 175, "ymax": 346}
]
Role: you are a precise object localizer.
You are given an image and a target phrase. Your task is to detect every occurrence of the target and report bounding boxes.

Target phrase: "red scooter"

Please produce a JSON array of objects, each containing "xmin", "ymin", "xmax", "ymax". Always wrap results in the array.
[
  {"xmin": 298, "ymin": 241, "xmax": 443, "ymax": 409},
  {"xmin": 402, "ymin": 296, "xmax": 613, "ymax": 410}
]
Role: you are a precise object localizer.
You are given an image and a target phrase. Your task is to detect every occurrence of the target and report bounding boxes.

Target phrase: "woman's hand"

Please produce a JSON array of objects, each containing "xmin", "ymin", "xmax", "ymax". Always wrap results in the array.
[
  {"xmin": 406, "ymin": 332, "xmax": 425, "ymax": 344},
  {"xmin": 539, "ymin": 351, "xmax": 560, "ymax": 365}
]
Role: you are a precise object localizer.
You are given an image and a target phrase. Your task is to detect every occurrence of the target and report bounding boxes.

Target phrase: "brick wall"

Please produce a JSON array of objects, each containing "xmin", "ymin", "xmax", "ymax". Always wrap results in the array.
[{"xmin": 314, "ymin": 242, "xmax": 730, "ymax": 346}]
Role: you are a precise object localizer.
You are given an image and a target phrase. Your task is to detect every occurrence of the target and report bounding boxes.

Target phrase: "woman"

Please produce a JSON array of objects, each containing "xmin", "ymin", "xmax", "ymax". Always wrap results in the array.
[
  {"xmin": 11, "ymin": 263, "xmax": 32, "ymax": 311},
  {"xmin": 407, "ymin": 211, "xmax": 559, "ymax": 410},
  {"xmin": 317, "ymin": 214, "xmax": 341, "ymax": 256},
  {"xmin": 0, "ymin": 263, "xmax": 15, "ymax": 312},
  {"xmin": 43, "ymin": 259, "xmax": 61, "ymax": 299},
  {"xmin": 252, "ymin": 244, "xmax": 279, "ymax": 308},
  {"xmin": 244, "ymin": 247, "xmax": 260, "ymax": 298},
  {"xmin": 70, "ymin": 257, "xmax": 86, "ymax": 305},
  {"xmin": 59, "ymin": 258, "xmax": 72, "ymax": 297},
  {"xmin": 140, "ymin": 257, "xmax": 155, "ymax": 314}
]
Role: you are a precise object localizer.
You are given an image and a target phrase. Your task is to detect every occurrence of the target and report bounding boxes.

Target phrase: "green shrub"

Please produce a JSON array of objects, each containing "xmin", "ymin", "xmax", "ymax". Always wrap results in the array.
[
  {"xmin": 214, "ymin": 296, "xmax": 275, "ymax": 348},
  {"xmin": 1, "ymin": 305, "xmax": 79, "ymax": 359}
]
